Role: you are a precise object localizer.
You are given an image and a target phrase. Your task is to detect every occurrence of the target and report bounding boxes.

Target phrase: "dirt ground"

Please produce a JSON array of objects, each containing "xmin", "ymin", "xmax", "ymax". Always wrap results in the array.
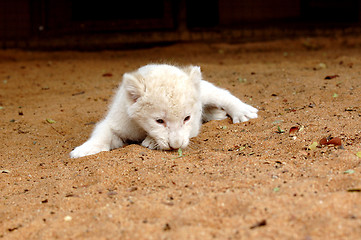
[{"xmin": 1, "ymin": 36, "xmax": 361, "ymax": 239}]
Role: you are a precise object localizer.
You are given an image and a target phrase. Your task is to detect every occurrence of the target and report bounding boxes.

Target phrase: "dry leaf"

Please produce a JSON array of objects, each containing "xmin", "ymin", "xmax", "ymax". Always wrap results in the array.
[
  {"xmin": 102, "ymin": 73, "xmax": 113, "ymax": 77},
  {"xmin": 308, "ymin": 142, "xmax": 318, "ymax": 150},
  {"xmin": 327, "ymin": 137, "xmax": 342, "ymax": 146},
  {"xmin": 319, "ymin": 136, "xmax": 342, "ymax": 146},
  {"xmin": 324, "ymin": 75, "xmax": 339, "ymax": 80},
  {"xmin": 46, "ymin": 118, "xmax": 56, "ymax": 124},
  {"xmin": 347, "ymin": 188, "xmax": 361, "ymax": 192},
  {"xmin": 289, "ymin": 126, "xmax": 299, "ymax": 136},
  {"xmin": 319, "ymin": 137, "xmax": 328, "ymax": 145},
  {"xmin": 250, "ymin": 219, "xmax": 267, "ymax": 229}
]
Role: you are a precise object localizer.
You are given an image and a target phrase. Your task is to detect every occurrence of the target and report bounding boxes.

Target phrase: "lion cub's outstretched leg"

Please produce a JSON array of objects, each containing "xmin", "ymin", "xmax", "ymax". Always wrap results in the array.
[
  {"xmin": 200, "ymin": 80, "xmax": 258, "ymax": 123},
  {"xmin": 69, "ymin": 119, "xmax": 125, "ymax": 158}
]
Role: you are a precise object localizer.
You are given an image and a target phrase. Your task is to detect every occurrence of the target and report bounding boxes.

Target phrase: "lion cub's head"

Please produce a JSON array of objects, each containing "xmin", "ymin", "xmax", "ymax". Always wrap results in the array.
[{"xmin": 123, "ymin": 64, "xmax": 202, "ymax": 150}]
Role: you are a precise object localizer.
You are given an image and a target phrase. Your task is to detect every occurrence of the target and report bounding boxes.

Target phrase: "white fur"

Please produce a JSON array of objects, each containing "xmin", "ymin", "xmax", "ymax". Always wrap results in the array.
[{"xmin": 70, "ymin": 64, "xmax": 258, "ymax": 158}]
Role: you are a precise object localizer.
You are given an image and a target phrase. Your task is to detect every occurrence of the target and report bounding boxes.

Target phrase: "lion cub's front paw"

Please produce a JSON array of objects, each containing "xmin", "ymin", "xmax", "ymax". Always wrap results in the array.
[
  {"xmin": 230, "ymin": 103, "xmax": 258, "ymax": 123},
  {"xmin": 141, "ymin": 136, "xmax": 159, "ymax": 150},
  {"xmin": 70, "ymin": 141, "xmax": 110, "ymax": 158}
]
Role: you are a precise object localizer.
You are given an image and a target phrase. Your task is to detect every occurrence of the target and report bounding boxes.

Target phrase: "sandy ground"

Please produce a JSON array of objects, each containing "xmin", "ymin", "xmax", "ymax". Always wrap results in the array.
[{"xmin": 1, "ymin": 37, "xmax": 361, "ymax": 239}]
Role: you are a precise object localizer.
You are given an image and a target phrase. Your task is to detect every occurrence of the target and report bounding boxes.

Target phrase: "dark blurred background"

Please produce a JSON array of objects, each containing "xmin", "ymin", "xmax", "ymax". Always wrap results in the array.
[{"xmin": 1, "ymin": 0, "xmax": 361, "ymax": 49}]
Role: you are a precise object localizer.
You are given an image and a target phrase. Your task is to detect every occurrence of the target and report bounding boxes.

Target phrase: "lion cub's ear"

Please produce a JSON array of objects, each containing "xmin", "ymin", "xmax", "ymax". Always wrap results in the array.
[
  {"xmin": 183, "ymin": 65, "xmax": 202, "ymax": 89},
  {"xmin": 123, "ymin": 72, "xmax": 146, "ymax": 102}
]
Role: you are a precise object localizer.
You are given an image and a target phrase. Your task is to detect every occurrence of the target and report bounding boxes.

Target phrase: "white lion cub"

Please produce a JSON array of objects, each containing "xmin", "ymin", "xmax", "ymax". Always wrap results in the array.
[{"xmin": 70, "ymin": 64, "xmax": 258, "ymax": 158}]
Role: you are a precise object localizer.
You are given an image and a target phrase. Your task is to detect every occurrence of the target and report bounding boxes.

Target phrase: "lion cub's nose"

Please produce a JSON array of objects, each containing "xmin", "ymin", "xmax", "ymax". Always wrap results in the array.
[{"xmin": 169, "ymin": 140, "xmax": 182, "ymax": 150}]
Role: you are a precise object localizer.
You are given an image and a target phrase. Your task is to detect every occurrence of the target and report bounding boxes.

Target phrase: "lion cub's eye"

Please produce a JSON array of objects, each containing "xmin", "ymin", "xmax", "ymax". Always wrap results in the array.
[
  {"xmin": 156, "ymin": 119, "xmax": 165, "ymax": 124},
  {"xmin": 184, "ymin": 115, "xmax": 191, "ymax": 122}
]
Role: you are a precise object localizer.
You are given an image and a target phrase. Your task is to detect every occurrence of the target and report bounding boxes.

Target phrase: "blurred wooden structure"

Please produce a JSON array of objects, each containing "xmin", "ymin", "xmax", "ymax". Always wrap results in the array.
[{"xmin": 1, "ymin": 0, "xmax": 361, "ymax": 49}]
